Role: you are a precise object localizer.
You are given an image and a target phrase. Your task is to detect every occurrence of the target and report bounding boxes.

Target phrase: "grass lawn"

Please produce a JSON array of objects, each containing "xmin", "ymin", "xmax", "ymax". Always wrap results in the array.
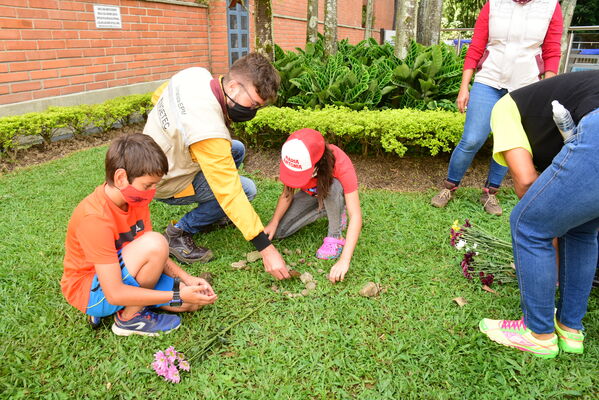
[{"xmin": 0, "ymin": 145, "xmax": 597, "ymax": 399}]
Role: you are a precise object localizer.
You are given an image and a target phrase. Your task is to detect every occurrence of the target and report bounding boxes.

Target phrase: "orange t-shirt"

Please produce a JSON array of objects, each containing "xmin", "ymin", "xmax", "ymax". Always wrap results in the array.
[{"xmin": 61, "ymin": 184, "xmax": 152, "ymax": 312}]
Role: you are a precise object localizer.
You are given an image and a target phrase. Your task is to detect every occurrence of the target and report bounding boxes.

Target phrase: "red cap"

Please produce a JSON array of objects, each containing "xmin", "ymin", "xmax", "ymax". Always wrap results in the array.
[{"xmin": 279, "ymin": 128, "xmax": 325, "ymax": 188}]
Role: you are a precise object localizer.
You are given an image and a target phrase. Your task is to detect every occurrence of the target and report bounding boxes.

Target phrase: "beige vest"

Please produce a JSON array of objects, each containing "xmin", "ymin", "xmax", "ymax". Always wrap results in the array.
[
  {"xmin": 475, "ymin": 0, "xmax": 557, "ymax": 92},
  {"xmin": 143, "ymin": 67, "xmax": 232, "ymax": 198}
]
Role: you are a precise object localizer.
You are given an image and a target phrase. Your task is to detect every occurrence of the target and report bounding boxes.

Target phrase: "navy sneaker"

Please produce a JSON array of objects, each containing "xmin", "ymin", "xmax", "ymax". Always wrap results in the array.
[
  {"xmin": 111, "ymin": 308, "xmax": 181, "ymax": 337},
  {"xmin": 87, "ymin": 315, "xmax": 102, "ymax": 329}
]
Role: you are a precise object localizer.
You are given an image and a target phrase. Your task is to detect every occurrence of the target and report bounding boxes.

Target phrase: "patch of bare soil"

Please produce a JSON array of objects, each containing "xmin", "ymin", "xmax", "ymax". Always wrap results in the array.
[{"xmin": 1, "ymin": 124, "xmax": 512, "ymax": 192}]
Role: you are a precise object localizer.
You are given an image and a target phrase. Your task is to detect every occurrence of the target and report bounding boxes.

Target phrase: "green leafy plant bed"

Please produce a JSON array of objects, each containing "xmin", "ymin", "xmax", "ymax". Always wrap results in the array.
[
  {"xmin": 233, "ymin": 106, "xmax": 466, "ymax": 157},
  {"xmin": 0, "ymin": 93, "xmax": 152, "ymax": 155},
  {"xmin": 274, "ymin": 37, "xmax": 467, "ymax": 111}
]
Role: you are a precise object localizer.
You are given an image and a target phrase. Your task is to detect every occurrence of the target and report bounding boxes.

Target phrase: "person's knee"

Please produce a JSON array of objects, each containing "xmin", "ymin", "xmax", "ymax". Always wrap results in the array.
[
  {"xmin": 231, "ymin": 140, "xmax": 246, "ymax": 165},
  {"xmin": 140, "ymin": 231, "xmax": 169, "ymax": 260},
  {"xmin": 241, "ymin": 177, "xmax": 258, "ymax": 201},
  {"xmin": 458, "ymin": 136, "xmax": 486, "ymax": 153}
]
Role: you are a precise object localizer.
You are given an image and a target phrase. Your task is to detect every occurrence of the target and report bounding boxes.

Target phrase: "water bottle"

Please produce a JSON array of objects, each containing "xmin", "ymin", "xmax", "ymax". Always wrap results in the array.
[{"xmin": 551, "ymin": 100, "xmax": 576, "ymax": 142}]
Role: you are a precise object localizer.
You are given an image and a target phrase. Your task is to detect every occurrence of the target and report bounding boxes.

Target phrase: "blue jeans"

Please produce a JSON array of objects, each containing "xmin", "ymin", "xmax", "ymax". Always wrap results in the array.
[
  {"xmin": 510, "ymin": 108, "xmax": 599, "ymax": 334},
  {"xmin": 160, "ymin": 140, "xmax": 257, "ymax": 233},
  {"xmin": 447, "ymin": 82, "xmax": 508, "ymax": 187}
]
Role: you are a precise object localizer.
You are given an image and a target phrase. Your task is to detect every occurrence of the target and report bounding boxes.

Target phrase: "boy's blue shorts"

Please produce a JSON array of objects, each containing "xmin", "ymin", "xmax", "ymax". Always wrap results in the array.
[{"xmin": 86, "ymin": 250, "xmax": 174, "ymax": 317}]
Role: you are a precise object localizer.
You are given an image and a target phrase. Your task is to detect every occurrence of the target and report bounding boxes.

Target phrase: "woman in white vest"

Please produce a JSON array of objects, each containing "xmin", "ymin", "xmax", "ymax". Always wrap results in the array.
[{"xmin": 431, "ymin": 0, "xmax": 563, "ymax": 215}]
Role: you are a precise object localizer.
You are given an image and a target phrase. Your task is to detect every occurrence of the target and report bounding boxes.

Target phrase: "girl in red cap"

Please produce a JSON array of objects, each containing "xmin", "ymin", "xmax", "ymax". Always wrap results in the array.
[{"xmin": 264, "ymin": 129, "xmax": 363, "ymax": 283}]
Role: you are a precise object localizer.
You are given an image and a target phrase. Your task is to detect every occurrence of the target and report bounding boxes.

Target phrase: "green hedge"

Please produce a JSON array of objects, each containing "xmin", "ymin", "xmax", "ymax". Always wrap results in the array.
[
  {"xmin": 232, "ymin": 106, "xmax": 466, "ymax": 157},
  {"xmin": 0, "ymin": 93, "xmax": 153, "ymax": 153}
]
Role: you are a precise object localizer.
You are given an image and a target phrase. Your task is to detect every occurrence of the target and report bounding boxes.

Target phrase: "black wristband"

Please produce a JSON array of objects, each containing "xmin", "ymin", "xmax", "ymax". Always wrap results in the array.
[
  {"xmin": 169, "ymin": 277, "xmax": 182, "ymax": 307},
  {"xmin": 250, "ymin": 231, "xmax": 271, "ymax": 252}
]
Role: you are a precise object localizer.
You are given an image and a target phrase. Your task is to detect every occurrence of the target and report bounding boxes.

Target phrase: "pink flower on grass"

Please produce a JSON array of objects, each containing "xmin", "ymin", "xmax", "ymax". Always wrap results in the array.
[
  {"xmin": 165, "ymin": 364, "xmax": 180, "ymax": 383},
  {"xmin": 152, "ymin": 347, "xmax": 190, "ymax": 383},
  {"xmin": 165, "ymin": 346, "xmax": 177, "ymax": 363}
]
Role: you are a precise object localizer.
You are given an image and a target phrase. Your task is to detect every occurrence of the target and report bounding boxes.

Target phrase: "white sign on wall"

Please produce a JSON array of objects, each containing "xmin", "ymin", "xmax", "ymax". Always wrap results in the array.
[{"xmin": 93, "ymin": 4, "xmax": 122, "ymax": 29}]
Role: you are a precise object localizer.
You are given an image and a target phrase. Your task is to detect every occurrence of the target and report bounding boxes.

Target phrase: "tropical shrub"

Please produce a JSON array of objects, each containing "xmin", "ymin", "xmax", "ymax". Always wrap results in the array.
[
  {"xmin": 274, "ymin": 36, "xmax": 466, "ymax": 112},
  {"xmin": 0, "ymin": 93, "xmax": 153, "ymax": 155},
  {"xmin": 232, "ymin": 106, "xmax": 465, "ymax": 157}
]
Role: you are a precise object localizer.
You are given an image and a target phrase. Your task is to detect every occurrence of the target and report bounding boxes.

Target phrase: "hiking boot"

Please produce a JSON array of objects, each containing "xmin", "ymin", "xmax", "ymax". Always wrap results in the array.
[
  {"xmin": 164, "ymin": 223, "xmax": 214, "ymax": 264},
  {"xmin": 431, "ymin": 180, "xmax": 457, "ymax": 208},
  {"xmin": 554, "ymin": 317, "xmax": 584, "ymax": 354},
  {"xmin": 479, "ymin": 317, "xmax": 558, "ymax": 359},
  {"xmin": 111, "ymin": 308, "xmax": 181, "ymax": 337},
  {"xmin": 480, "ymin": 187, "xmax": 502, "ymax": 216}
]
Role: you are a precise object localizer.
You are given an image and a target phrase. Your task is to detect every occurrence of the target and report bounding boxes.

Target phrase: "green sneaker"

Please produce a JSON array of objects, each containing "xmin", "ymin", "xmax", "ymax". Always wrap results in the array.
[
  {"xmin": 479, "ymin": 318, "xmax": 559, "ymax": 359},
  {"xmin": 554, "ymin": 317, "xmax": 584, "ymax": 354}
]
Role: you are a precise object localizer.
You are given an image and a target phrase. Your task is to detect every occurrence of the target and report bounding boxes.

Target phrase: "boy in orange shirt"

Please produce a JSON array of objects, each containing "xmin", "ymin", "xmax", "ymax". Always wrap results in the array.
[{"xmin": 61, "ymin": 134, "xmax": 217, "ymax": 336}]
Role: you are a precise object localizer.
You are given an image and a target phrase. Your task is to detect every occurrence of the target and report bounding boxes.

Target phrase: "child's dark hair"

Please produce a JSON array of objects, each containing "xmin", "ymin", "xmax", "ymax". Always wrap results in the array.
[
  {"xmin": 284, "ymin": 143, "xmax": 335, "ymax": 209},
  {"xmin": 105, "ymin": 134, "xmax": 168, "ymax": 186}
]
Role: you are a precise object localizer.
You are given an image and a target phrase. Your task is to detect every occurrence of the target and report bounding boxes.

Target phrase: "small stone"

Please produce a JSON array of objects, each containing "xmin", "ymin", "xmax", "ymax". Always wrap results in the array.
[
  {"xmin": 359, "ymin": 282, "xmax": 381, "ymax": 297},
  {"xmin": 282, "ymin": 291, "xmax": 291, "ymax": 296},
  {"xmin": 289, "ymin": 262, "xmax": 297, "ymax": 267},
  {"xmin": 295, "ymin": 248, "xmax": 302, "ymax": 255},
  {"xmin": 199, "ymin": 272, "xmax": 213, "ymax": 285},
  {"xmin": 283, "ymin": 248, "xmax": 293, "ymax": 256},
  {"xmin": 246, "ymin": 251, "xmax": 262, "ymax": 263},
  {"xmin": 231, "ymin": 260, "xmax": 248, "ymax": 270},
  {"xmin": 270, "ymin": 285, "xmax": 280, "ymax": 293},
  {"xmin": 300, "ymin": 272, "xmax": 314, "ymax": 284},
  {"xmin": 300, "ymin": 289, "xmax": 310, "ymax": 296},
  {"xmin": 289, "ymin": 269, "xmax": 301, "ymax": 278},
  {"xmin": 305, "ymin": 281, "xmax": 316, "ymax": 290},
  {"xmin": 317, "ymin": 269, "xmax": 324, "ymax": 274},
  {"xmin": 298, "ymin": 258, "xmax": 306, "ymax": 264},
  {"xmin": 307, "ymin": 262, "xmax": 315, "ymax": 267},
  {"xmin": 286, "ymin": 293, "xmax": 295, "ymax": 298}
]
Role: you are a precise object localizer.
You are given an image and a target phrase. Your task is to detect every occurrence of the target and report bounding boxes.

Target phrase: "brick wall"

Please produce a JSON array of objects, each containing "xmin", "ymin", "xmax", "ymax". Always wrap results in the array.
[
  {"xmin": 0, "ymin": 0, "xmax": 209, "ymax": 106},
  {"xmin": 272, "ymin": 0, "xmax": 395, "ymax": 51},
  {"xmin": 1, "ymin": 0, "xmax": 396, "ymax": 110}
]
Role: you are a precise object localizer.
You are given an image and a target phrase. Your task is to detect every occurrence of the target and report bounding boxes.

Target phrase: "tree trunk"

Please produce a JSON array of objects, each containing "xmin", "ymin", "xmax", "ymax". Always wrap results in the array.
[
  {"xmin": 365, "ymin": 0, "xmax": 374, "ymax": 40},
  {"xmin": 416, "ymin": 0, "xmax": 443, "ymax": 46},
  {"xmin": 324, "ymin": 0, "xmax": 338, "ymax": 56},
  {"xmin": 306, "ymin": 0, "xmax": 319, "ymax": 44},
  {"xmin": 394, "ymin": 0, "xmax": 417, "ymax": 58},
  {"xmin": 254, "ymin": 0, "xmax": 275, "ymax": 61},
  {"xmin": 559, "ymin": 0, "xmax": 577, "ymax": 73}
]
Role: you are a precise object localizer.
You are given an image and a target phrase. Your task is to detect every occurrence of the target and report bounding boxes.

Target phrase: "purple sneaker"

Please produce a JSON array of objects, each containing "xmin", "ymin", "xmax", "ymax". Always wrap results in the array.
[{"xmin": 316, "ymin": 237, "xmax": 346, "ymax": 260}]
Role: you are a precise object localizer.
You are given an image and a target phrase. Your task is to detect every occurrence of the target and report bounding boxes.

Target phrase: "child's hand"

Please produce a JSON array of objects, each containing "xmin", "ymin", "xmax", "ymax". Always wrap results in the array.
[
  {"xmin": 181, "ymin": 284, "xmax": 218, "ymax": 306},
  {"xmin": 184, "ymin": 276, "xmax": 215, "ymax": 296},
  {"xmin": 328, "ymin": 259, "xmax": 350, "ymax": 283},
  {"xmin": 263, "ymin": 221, "xmax": 278, "ymax": 240}
]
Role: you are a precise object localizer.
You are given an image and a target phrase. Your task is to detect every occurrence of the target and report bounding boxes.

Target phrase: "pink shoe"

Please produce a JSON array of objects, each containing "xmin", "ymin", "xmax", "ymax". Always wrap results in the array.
[{"xmin": 316, "ymin": 237, "xmax": 345, "ymax": 260}]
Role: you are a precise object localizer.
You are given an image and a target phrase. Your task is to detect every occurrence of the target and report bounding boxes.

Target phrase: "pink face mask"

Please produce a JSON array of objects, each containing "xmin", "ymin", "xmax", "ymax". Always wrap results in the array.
[{"xmin": 120, "ymin": 185, "xmax": 156, "ymax": 207}]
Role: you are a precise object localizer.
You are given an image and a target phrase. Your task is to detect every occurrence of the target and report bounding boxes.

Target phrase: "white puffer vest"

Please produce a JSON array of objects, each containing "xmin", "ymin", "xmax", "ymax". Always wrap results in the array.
[{"xmin": 474, "ymin": 0, "xmax": 558, "ymax": 92}]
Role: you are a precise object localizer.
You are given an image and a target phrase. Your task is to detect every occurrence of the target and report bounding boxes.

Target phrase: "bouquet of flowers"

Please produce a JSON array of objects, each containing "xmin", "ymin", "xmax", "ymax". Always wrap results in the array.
[{"xmin": 450, "ymin": 219, "xmax": 516, "ymax": 287}]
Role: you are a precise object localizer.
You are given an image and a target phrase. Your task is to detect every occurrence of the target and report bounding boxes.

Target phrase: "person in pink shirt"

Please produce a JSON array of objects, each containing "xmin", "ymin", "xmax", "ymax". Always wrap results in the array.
[
  {"xmin": 431, "ymin": 0, "xmax": 563, "ymax": 215},
  {"xmin": 264, "ymin": 129, "xmax": 363, "ymax": 283}
]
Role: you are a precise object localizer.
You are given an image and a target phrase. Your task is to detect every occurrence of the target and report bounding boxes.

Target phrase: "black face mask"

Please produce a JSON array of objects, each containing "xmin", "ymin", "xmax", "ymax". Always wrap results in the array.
[{"xmin": 225, "ymin": 91, "xmax": 258, "ymax": 122}]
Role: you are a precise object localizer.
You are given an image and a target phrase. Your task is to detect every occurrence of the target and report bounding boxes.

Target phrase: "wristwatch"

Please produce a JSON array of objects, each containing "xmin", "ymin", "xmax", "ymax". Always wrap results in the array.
[{"xmin": 169, "ymin": 277, "xmax": 183, "ymax": 307}]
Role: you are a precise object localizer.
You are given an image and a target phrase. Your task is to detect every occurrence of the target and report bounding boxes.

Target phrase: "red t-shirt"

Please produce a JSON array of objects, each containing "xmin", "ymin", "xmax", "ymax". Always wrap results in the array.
[
  {"xmin": 300, "ymin": 145, "xmax": 358, "ymax": 195},
  {"xmin": 61, "ymin": 184, "xmax": 152, "ymax": 312}
]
